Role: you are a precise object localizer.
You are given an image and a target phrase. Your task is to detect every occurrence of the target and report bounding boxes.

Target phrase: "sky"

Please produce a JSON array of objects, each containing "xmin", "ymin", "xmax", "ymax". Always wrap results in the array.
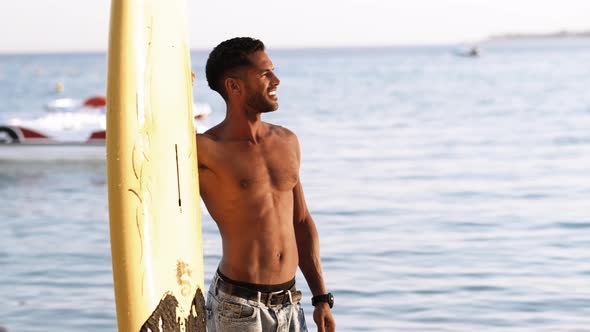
[{"xmin": 0, "ymin": 0, "xmax": 589, "ymax": 53}]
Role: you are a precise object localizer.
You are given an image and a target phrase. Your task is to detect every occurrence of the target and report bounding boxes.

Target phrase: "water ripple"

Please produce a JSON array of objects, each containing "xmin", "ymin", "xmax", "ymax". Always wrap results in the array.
[{"xmin": 3, "ymin": 44, "xmax": 590, "ymax": 332}]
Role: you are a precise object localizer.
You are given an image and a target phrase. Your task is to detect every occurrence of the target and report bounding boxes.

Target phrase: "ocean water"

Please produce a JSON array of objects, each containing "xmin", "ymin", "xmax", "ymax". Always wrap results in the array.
[{"xmin": 1, "ymin": 39, "xmax": 590, "ymax": 331}]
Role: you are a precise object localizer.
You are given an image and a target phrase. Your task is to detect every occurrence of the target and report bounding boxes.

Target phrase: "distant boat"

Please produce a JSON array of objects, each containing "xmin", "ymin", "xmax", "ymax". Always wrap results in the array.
[{"xmin": 454, "ymin": 46, "xmax": 480, "ymax": 58}]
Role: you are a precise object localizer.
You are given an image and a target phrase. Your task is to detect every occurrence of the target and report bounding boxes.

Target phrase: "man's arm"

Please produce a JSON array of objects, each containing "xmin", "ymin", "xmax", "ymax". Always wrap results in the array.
[
  {"xmin": 292, "ymin": 137, "xmax": 335, "ymax": 332},
  {"xmin": 293, "ymin": 181, "xmax": 325, "ymax": 296},
  {"xmin": 293, "ymin": 181, "xmax": 335, "ymax": 332}
]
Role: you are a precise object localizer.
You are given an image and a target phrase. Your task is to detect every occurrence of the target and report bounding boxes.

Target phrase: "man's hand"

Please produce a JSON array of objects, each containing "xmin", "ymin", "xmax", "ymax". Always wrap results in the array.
[{"xmin": 313, "ymin": 303, "xmax": 335, "ymax": 332}]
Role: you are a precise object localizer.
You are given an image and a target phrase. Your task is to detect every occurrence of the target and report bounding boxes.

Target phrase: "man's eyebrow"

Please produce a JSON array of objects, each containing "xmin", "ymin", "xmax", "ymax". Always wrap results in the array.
[
  {"xmin": 258, "ymin": 67, "xmax": 273, "ymax": 74},
  {"xmin": 258, "ymin": 61, "xmax": 274, "ymax": 70}
]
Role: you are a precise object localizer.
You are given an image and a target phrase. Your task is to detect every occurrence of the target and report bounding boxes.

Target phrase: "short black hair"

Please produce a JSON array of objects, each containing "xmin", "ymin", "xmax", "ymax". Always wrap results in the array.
[{"xmin": 205, "ymin": 37, "xmax": 265, "ymax": 100}]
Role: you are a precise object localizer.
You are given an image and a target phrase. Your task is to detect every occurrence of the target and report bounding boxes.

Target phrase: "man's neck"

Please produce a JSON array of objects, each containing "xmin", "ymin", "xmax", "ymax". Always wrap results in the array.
[{"xmin": 223, "ymin": 104, "xmax": 266, "ymax": 144}]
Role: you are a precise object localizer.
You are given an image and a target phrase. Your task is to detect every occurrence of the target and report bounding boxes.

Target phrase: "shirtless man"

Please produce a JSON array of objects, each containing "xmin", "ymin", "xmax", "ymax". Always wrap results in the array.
[{"xmin": 197, "ymin": 37, "xmax": 336, "ymax": 332}]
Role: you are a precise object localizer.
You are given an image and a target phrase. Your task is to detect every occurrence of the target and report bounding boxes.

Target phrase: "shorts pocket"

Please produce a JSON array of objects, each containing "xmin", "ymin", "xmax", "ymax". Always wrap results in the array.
[{"xmin": 218, "ymin": 300, "xmax": 258, "ymax": 321}]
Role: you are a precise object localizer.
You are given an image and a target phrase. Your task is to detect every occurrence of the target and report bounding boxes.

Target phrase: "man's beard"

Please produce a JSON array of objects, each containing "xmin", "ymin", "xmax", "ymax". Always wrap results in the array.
[{"xmin": 245, "ymin": 92, "xmax": 278, "ymax": 114}]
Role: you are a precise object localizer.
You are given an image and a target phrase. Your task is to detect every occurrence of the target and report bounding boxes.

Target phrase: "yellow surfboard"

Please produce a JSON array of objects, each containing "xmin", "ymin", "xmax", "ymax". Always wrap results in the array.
[{"xmin": 106, "ymin": 0, "xmax": 205, "ymax": 330}]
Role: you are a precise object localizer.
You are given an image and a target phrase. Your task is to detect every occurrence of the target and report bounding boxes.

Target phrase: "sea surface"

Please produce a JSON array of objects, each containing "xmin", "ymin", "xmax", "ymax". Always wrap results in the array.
[{"xmin": 1, "ymin": 39, "xmax": 590, "ymax": 331}]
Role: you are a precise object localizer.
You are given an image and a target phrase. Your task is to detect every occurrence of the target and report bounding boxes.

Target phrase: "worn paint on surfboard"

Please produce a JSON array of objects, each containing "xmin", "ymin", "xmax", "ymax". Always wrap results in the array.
[{"xmin": 106, "ymin": 0, "xmax": 205, "ymax": 330}]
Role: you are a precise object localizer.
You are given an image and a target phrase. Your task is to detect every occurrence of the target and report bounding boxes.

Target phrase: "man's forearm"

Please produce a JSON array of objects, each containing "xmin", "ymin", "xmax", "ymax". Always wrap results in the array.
[{"xmin": 294, "ymin": 216, "xmax": 327, "ymax": 296}]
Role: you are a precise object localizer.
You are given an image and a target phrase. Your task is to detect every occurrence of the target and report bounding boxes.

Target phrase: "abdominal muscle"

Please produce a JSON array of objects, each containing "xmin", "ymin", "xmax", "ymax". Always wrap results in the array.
[
  {"xmin": 209, "ymin": 191, "xmax": 299, "ymax": 285},
  {"xmin": 219, "ymin": 229, "xmax": 299, "ymax": 285}
]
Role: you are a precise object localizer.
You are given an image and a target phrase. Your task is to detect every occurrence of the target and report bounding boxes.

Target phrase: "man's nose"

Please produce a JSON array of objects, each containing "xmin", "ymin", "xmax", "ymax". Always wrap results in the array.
[{"xmin": 271, "ymin": 72, "xmax": 280, "ymax": 86}]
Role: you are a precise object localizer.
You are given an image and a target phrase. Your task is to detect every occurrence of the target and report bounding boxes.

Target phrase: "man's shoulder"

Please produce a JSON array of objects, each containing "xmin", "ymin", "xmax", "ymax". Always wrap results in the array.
[
  {"xmin": 196, "ymin": 127, "xmax": 223, "ymax": 163},
  {"xmin": 196, "ymin": 132, "xmax": 216, "ymax": 141},
  {"xmin": 266, "ymin": 122, "xmax": 298, "ymax": 141},
  {"xmin": 197, "ymin": 125, "xmax": 222, "ymax": 143}
]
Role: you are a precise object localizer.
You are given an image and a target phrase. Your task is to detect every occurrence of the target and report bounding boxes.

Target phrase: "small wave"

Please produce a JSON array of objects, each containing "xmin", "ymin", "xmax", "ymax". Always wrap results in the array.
[
  {"xmin": 553, "ymin": 136, "xmax": 590, "ymax": 146},
  {"xmin": 460, "ymin": 285, "xmax": 506, "ymax": 293},
  {"xmin": 556, "ymin": 221, "xmax": 590, "ymax": 229},
  {"xmin": 443, "ymin": 191, "xmax": 505, "ymax": 199},
  {"xmin": 312, "ymin": 208, "xmax": 394, "ymax": 217},
  {"xmin": 518, "ymin": 192, "xmax": 550, "ymax": 200}
]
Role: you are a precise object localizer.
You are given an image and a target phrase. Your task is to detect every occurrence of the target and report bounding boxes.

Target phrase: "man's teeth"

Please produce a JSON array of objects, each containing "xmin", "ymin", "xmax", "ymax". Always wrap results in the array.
[{"xmin": 269, "ymin": 91, "xmax": 277, "ymax": 96}]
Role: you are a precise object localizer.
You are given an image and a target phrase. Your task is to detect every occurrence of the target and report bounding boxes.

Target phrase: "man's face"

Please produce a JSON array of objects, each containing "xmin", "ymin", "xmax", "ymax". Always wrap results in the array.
[{"xmin": 241, "ymin": 51, "xmax": 281, "ymax": 114}]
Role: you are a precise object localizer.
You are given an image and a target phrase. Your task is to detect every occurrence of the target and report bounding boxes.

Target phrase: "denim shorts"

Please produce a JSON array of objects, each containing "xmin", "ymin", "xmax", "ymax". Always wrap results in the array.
[{"xmin": 206, "ymin": 272, "xmax": 308, "ymax": 332}]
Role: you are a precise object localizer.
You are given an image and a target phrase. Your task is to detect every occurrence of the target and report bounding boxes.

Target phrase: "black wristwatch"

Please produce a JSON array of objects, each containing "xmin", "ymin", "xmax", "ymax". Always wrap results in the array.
[{"xmin": 311, "ymin": 293, "xmax": 334, "ymax": 308}]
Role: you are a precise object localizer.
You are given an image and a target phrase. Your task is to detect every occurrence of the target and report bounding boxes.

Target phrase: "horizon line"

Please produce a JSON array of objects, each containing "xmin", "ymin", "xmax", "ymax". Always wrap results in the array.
[
  {"xmin": 2, "ymin": 33, "xmax": 589, "ymax": 56},
  {"xmin": 0, "ymin": 42, "xmax": 457, "ymax": 56}
]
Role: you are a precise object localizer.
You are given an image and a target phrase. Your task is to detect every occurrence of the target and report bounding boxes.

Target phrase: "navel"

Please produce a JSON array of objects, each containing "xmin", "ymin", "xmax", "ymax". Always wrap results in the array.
[{"xmin": 240, "ymin": 179, "xmax": 249, "ymax": 189}]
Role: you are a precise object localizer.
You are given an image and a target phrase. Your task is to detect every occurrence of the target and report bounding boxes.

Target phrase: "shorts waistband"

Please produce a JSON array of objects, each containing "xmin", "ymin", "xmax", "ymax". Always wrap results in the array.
[
  {"xmin": 217, "ymin": 269, "xmax": 295, "ymax": 293},
  {"xmin": 213, "ymin": 270, "xmax": 302, "ymax": 306}
]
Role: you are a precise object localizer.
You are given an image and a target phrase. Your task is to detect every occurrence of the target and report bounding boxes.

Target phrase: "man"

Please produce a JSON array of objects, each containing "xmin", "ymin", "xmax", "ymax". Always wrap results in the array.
[{"xmin": 197, "ymin": 37, "xmax": 336, "ymax": 332}]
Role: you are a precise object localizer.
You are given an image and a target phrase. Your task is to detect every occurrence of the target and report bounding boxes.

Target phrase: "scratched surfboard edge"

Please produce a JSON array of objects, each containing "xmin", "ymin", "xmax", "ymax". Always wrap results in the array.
[{"xmin": 106, "ymin": 0, "xmax": 205, "ymax": 330}]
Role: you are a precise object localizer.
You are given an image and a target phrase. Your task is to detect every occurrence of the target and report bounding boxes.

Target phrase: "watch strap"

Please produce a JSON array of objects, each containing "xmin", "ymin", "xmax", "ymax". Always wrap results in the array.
[{"xmin": 311, "ymin": 293, "xmax": 334, "ymax": 308}]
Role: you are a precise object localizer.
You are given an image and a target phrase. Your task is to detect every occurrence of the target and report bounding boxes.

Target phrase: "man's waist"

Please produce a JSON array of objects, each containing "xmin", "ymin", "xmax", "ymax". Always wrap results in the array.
[{"xmin": 215, "ymin": 270, "xmax": 302, "ymax": 306}]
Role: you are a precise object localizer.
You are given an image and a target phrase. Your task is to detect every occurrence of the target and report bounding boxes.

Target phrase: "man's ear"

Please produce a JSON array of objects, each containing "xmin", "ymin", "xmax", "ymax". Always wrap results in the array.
[{"xmin": 224, "ymin": 77, "xmax": 241, "ymax": 97}]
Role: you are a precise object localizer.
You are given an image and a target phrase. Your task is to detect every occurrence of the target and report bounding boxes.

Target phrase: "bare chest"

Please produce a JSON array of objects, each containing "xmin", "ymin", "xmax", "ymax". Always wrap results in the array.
[{"xmin": 217, "ymin": 142, "xmax": 299, "ymax": 192}]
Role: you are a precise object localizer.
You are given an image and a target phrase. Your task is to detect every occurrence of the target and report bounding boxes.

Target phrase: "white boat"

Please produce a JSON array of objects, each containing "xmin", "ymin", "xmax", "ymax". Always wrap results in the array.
[{"xmin": 0, "ymin": 96, "xmax": 211, "ymax": 161}]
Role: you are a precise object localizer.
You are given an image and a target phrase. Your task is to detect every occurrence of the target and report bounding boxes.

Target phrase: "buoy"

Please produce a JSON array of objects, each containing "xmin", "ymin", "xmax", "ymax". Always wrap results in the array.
[{"xmin": 55, "ymin": 82, "xmax": 64, "ymax": 93}]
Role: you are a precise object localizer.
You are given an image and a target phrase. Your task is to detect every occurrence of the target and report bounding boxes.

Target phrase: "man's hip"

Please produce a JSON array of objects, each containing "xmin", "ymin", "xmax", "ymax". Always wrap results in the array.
[{"xmin": 206, "ymin": 270, "xmax": 308, "ymax": 332}]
